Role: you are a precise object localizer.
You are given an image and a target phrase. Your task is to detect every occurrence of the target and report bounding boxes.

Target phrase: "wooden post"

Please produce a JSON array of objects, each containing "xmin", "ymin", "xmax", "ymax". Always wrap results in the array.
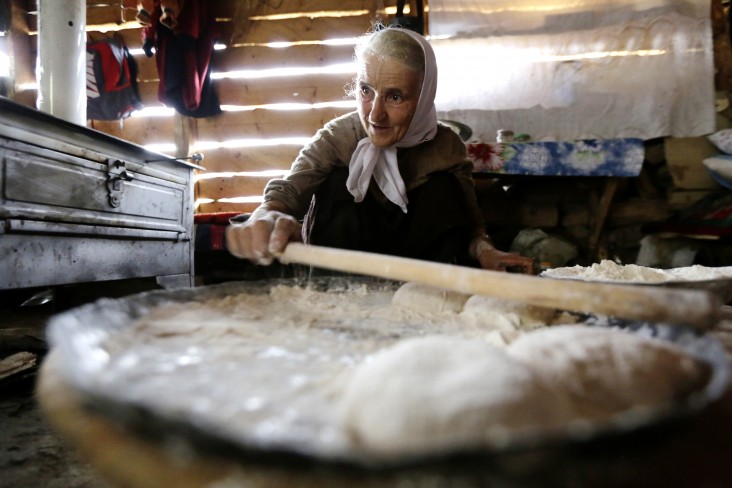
[
  {"xmin": 6, "ymin": 0, "xmax": 36, "ymax": 106},
  {"xmin": 588, "ymin": 177, "xmax": 619, "ymax": 261},
  {"xmin": 173, "ymin": 112, "xmax": 193, "ymax": 158}
]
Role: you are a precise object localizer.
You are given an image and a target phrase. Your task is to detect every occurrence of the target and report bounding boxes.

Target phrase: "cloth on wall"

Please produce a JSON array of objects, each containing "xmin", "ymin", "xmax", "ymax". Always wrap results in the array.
[
  {"xmin": 140, "ymin": 0, "xmax": 222, "ymax": 118},
  {"xmin": 428, "ymin": 0, "xmax": 715, "ymax": 142}
]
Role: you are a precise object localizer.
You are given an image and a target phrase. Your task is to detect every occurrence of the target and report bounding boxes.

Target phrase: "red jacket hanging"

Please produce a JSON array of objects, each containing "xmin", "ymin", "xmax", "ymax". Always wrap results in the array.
[{"xmin": 139, "ymin": 0, "xmax": 222, "ymax": 118}]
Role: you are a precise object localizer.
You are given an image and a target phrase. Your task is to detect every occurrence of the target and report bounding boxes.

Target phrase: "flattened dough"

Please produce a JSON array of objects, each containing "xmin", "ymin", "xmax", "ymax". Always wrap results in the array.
[
  {"xmin": 391, "ymin": 282, "xmax": 471, "ymax": 314},
  {"xmin": 460, "ymin": 294, "xmax": 559, "ymax": 330},
  {"xmin": 336, "ymin": 335, "xmax": 575, "ymax": 458},
  {"xmin": 507, "ymin": 325, "xmax": 710, "ymax": 419}
]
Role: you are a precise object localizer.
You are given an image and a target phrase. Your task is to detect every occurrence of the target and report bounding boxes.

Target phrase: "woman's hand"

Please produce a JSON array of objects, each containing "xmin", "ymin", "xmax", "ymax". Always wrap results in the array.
[
  {"xmin": 470, "ymin": 236, "xmax": 536, "ymax": 275},
  {"xmin": 225, "ymin": 206, "xmax": 302, "ymax": 265}
]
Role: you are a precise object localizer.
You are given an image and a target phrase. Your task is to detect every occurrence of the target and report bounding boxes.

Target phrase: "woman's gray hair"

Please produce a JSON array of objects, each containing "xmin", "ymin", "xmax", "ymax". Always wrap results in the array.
[{"xmin": 346, "ymin": 26, "xmax": 425, "ymax": 98}]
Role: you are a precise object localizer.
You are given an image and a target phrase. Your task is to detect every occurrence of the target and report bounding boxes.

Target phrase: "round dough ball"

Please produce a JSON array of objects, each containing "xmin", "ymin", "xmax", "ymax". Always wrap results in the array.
[
  {"xmin": 336, "ymin": 335, "xmax": 575, "ymax": 459},
  {"xmin": 507, "ymin": 325, "xmax": 709, "ymax": 419},
  {"xmin": 391, "ymin": 282, "xmax": 470, "ymax": 314},
  {"xmin": 460, "ymin": 294, "xmax": 558, "ymax": 330}
]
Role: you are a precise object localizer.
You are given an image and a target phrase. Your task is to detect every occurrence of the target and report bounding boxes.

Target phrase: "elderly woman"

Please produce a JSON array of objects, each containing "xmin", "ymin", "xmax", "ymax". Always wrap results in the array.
[{"xmin": 226, "ymin": 27, "xmax": 534, "ymax": 274}]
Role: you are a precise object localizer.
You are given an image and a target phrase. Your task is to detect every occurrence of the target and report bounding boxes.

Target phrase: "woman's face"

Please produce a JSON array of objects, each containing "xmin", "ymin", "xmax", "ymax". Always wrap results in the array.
[{"xmin": 356, "ymin": 53, "xmax": 422, "ymax": 148}]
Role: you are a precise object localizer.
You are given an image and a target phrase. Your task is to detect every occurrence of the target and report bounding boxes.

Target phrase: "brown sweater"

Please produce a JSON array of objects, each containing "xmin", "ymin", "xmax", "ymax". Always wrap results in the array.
[{"xmin": 263, "ymin": 111, "xmax": 485, "ymax": 234}]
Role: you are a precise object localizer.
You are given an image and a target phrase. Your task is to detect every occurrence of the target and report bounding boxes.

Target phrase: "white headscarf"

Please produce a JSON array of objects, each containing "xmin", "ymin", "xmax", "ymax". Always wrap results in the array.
[{"xmin": 346, "ymin": 28, "xmax": 438, "ymax": 213}]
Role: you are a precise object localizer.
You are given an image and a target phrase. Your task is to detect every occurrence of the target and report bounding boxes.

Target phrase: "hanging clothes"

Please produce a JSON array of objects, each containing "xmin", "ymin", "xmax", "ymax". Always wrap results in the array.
[
  {"xmin": 136, "ymin": 0, "xmax": 183, "ymax": 30},
  {"xmin": 140, "ymin": 0, "xmax": 222, "ymax": 118}
]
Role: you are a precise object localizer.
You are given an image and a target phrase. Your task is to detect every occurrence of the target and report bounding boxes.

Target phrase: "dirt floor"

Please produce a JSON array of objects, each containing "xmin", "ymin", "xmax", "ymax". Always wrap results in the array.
[
  {"xmin": 1, "ymin": 379, "xmax": 111, "ymax": 488},
  {"xmin": 0, "ymin": 283, "xmax": 162, "ymax": 488}
]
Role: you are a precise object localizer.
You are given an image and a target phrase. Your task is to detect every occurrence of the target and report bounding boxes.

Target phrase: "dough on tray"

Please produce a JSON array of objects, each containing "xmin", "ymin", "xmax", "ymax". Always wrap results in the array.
[
  {"xmin": 336, "ymin": 335, "xmax": 575, "ymax": 458},
  {"xmin": 507, "ymin": 325, "xmax": 710, "ymax": 419},
  {"xmin": 391, "ymin": 282, "xmax": 471, "ymax": 314},
  {"xmin": 460, "ymin": 294, "xmax": 559, "ymax": 330},
  {"xmin": 92, "ymin": 282, "xmax": 712, "ymax": 463}
]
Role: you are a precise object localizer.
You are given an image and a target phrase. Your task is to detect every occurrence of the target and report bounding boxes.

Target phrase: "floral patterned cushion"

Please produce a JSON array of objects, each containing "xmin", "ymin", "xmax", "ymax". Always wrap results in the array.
[{"xmin": 466, "ymin": 139, "xmax": 644, "ymax": 176}]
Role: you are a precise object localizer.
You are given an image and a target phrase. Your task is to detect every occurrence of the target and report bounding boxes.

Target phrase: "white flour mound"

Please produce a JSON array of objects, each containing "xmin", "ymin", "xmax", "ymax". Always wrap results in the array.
[{"xmin": 541, "ymin": 260, "xmax": 732, "ymax": 283}]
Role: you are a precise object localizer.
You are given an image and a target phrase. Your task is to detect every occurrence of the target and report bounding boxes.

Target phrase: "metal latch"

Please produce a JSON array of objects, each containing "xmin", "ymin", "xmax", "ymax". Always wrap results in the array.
[{"xmin": 106, "ymin": 159, "xmax": 135, "ymax": 207}]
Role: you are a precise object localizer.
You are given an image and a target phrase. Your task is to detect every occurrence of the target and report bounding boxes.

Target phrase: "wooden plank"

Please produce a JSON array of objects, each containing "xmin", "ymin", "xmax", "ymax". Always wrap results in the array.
[
  {"xmin": 23, "ymin": 6, "xmax": 37, "ymax": 34},
  {"xmin": 104, "ymin": 5, "xmax": 376, "ymax": 49},
  {"xmin": 588, "ymin": 178, "xmax": 619, "ymax": 256},
  {"xmin": 222, "ymin": 0, "xmax": 391, "ymax": 44},
  {"xmin": 197, "ymin": 146, "xmax": 303, "ymax": 173},
  {"xmin": 88, "ymin": 105, "xmax": 352, "ymax": 147},
  {"xmin": 196, "ymin": 107, "xmax": 354, "ymax": 140},
  {"xmin": 10, "ymin": 0, "xmax": 33, "ymax": 35},
  {"xmin": 133, "ymin": 54, "xmax": 158, "ymax": 84},
  {"xmin": 137, "ymin": 81, "xmax": 164, "ymax": 106},
  {"xmin": 112, "ymin": 24, "xmax": 362, "ymax": 83},
  {"xmin": 8, "ymin": 89, "xmax": 36, "ymax": 109},
  {"xmin": 9, "ymin": 0, "xmax": 37, "ymax": 91},
  {"xmin": 129, "ymin": 63, "xmax": 358, "ymax": 110},
  {"xmin": 237, "ymin": 15, "xmax": 374, "ymax": 45},
  {"xmin": 107, "ymin": 27, "xmax": 146, "ymax": 50},
  {"xmin": 134, "ymin": 60, "xmax": 356, "ymax": 107},
  {"xmin": 224, "ymin": 0, "xmax": 387, "ymax": 18},
  {"xmin": 89, "ymin": 116, "xmax": 176, "ymax": 145},
  {"xmin": 197, "ymin": 175, "xmax": 272, "ymax": 201},
  {"xmin": 123, "ymin": 38, "xmax": 357, "ymax": 85},
  {"xmin": 197, "ymin": 201, "xmax": 260, "ymax": 214},
  {"xmin": 86, "ymin": 3, "xmax": 127, "ymax": 26},
  {"xmin": 173, "ymin": 112, "xmax": 194, "ymax": 158},
  {"xmin": 0, "ymin": 352, "xmax": 37, "ymax": 381},
  {"xmin": 215, "ymin": 43, "xmax": 356, "ymax": 72},
  {"xmin": 216, "ymin": 75, "xmax": 354, "ymax": 106},
  {"xmin": 204, "ymin": 0, "xmax": 386, "ymax": 22}
]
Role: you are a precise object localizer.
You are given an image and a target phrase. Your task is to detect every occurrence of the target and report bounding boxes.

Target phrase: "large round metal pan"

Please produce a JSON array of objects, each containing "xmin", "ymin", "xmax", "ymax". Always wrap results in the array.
[{"xmin": 44, "ymin": 276, "xmax": 730, "ymax": 479}]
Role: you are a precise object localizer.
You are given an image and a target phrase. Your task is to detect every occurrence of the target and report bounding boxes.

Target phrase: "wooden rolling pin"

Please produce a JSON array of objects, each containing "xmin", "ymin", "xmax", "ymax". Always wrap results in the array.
[{"xmin": 278, "ymin": 243, "xmax": 721, "ymax": 330}]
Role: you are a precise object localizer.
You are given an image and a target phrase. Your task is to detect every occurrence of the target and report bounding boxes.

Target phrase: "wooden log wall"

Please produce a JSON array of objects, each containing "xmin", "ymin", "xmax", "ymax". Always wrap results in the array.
[
  {"xmin": 6, "ymin": 1, "xmax": 730, "ymax": 265},
  {"xmin": 113, "ymin": 0, "xmax": 406, "ymax": 214},
  {"xmin": 6, "ymin": 0, "xmax": 410, "ymax": 214},
  {"xmin": 99, "ymin": 0, "xmax": 411, "ymax": 214}
]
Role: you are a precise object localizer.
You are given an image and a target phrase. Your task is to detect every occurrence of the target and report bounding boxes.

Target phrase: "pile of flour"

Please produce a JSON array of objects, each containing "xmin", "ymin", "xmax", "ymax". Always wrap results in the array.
[{"xmin": 542, "ymin": 260, "xmax": 732, "ymax": 283}]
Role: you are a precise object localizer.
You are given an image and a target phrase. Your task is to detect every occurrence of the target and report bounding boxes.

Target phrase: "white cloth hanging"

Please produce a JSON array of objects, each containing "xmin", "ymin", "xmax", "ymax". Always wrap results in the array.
[{"xmin": 429, "ymin": 0, "xmax": 715, "ymax": 142}]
